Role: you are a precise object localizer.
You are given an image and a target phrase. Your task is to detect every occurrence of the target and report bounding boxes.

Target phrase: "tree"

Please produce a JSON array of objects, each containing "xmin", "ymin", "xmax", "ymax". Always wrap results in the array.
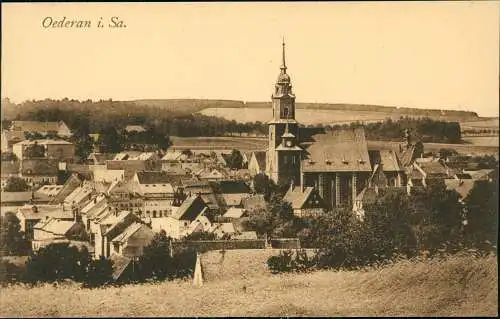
[
  {"xmin": 184, "ymin": 231, "xmax": 217, "ymax": 241},
  {"xmin": 97, "ymin": 126, "xmax": 124, "ymax": 153},
  {"xmin": 464, "ymin": 180, "xmax": 498, "ymax": 247},
  {"xmin": 138, "ymin": 230, "xmax": 173, "ymax": 281},
  {"xmin": 23, "ymin": 141, "xmax": 45, "ymax": 158},
  {"xmin": 0, "ymin": 212, "xmax": 30, "ymax": 256},
  {"xmin": 253, "ymin": 173, "xmax": 273, "ymax": 195},
  {"xmin": 3, "ymin": 177, "xmax": 29, "ymax": 192},
  {"xmin": 73, "ymin": 133, "xmax": 94, "ymax": 162},
  {"xmin": 439, "ymin": 148, "xmax": 458, "ymax": 160},
  {"xmin": 25, "ymin": 242, "xmax": 91, "ymax": 283},
  {"xmin": 227, "ymin": 149, "xmax": 243, "ymax": 169},
  {"xmin": 84, "ymin": 257, "xmax": 113, "ymax": 287}
]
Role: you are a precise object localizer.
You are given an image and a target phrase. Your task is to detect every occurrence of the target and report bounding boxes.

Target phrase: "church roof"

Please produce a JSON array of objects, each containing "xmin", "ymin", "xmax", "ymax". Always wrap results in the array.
[{"xmin": 301, "ymin": 128, "xmax": 372, "ymax": 172}]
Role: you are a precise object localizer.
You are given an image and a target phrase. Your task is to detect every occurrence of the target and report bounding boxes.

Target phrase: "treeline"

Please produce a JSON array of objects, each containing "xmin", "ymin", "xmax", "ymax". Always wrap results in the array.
[
  {"xmin": 323, "ymin": 117, "xmax": 462, "ymax": 143},
  {"xmin": 5, "ymin": 99, "xmax": 466, "ymax": 144},
  {"xmin": 247, "ymin": 174, "xmax": 498, "ymax": 274}
]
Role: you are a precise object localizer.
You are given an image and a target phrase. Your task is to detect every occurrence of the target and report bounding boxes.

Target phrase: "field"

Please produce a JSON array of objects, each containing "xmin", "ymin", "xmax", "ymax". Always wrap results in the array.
[
  {"xmin": 0, "ymin": 252, "xmax": 496, "ymax": 317},
  {"xmin": 198, "ymin": 107, "xmax": 498, "ymax": 128},
  {"xmin": 199, "ymin": 107, "xmax": 391, "ymax": 125},
  {"xmin": 170, "ymin": 136, "xmax": 499, "ymax": 156}
]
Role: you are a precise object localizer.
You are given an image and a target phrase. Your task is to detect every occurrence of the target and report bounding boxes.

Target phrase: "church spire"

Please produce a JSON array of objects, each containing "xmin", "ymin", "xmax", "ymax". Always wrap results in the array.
[{"xmin": 280, "ymin": 37, "xmax": 287, "ymax": 73}]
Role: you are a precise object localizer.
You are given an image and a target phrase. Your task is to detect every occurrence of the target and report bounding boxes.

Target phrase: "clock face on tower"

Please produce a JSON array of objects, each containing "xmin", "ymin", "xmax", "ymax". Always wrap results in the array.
[{"xmin": 286, "ymin": 140, "xmax": 292, "ymax": 147}]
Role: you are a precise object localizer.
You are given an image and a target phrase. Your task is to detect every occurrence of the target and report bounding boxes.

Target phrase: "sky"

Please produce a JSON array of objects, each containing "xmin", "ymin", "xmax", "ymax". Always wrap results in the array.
[{"xmin": 1, "ymin": 2, "xmax": 499, "ymax": 117}]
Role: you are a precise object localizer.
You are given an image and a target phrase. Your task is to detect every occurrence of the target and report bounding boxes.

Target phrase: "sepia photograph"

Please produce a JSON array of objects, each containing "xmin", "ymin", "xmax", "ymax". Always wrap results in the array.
[{"xmin": 0, "ymin": 2, "xmax": 498, "ymax": 317}]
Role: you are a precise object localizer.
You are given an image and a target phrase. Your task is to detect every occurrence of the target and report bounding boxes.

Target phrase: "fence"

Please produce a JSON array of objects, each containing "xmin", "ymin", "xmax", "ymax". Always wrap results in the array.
[{"xmin": 170, "ymin": 237, "xmax": 301, "ymax": 255}]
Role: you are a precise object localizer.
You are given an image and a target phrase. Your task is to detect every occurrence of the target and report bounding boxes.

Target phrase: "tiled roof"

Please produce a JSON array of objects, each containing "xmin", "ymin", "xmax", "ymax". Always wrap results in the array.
[
  {"xmin": 172, "ymin": 195, "xmax": 208, "ymax": 221},
  {"xmin": 37, "ymin": 218, "xmax": 76, "ymax": 236},
  {"xmin": 221, "ymin": 193, "xmax": 247, "ymax": 207},
  {"xmin": 445, "ymin": 179, "xmax": 476, "ymax": 199},
  {"xmin": 1, "ymin": 191, "xmax": 32, "ymax": 203},
  {"xmin": 87, "ymin": 153, "xmax": 116, "ymax": 164},
  {"xmin": 417, "ymin": 162, "xmax": 448, "ymax": 176},
  {"xmin": 215, "ymin": 180, "xmax": 251, "ymax": 194},
  {"xmin": 11, "ymin": 121, "xmax": 60, "ymax": 132},
  {"xmin": 111, "ymin": 222, "xmax": 143, "ymax": 243},
  {"xmin": 110, "ymin": 254, "xmax": 132, "ymax": 280},
  {"xmin": 394, "ymin": 144, "xmax": 416, "ymax": 168},
  {"xmin": 233, "ymin": 231, "xmax": 258, "ymax": 240},
  {"xmin": 49, "ymin": 173, "xmax": 85, "ymax": 204},
  {"xmin": 252, "ymin": 151, "xmax": 267, "ymax": 170},
  {"xmin": 301, "ymin": 128, "xmax": 372, "ymax": 172},
  {"xmin": 124, "ymin": 125, "xmax": 146, "ymax": 133},
  {"xmin": 14, "ymin": 139, "xmax": 72, "ymax": 146},
  {"xmin": 222, "ymin": 207, "xmax": 245, "ymax": 219},
  {"xmin": 18, "ymin": 205, "xmax": 73, "ymax": 220},
  {"xmin": 136, "ymin": 171, "xmax": 179, "ymax": 184},
  {"xmin": 2, "ymin": 131, "xmax": 25, "ymax": 143},
  {"xmin": 368, "ymin": 149, "xmax": 402, "ymax": 172},
  {"xmin": 161, "ymin": 150, "xmax": 184, "ymax": 161},
  {"xmin": 283, "ymin": 187, "xmax": 314, "ymax": 209}
]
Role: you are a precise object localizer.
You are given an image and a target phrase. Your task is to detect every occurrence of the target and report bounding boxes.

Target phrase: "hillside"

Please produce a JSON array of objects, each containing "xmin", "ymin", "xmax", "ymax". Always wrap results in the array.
[
  {"xmin": 0, "ymin": 253, "xmax": 496, "ymax": 317},
  {"xmin": 132, "ymin": 99, "xmax": 480, "ymax": 121}
]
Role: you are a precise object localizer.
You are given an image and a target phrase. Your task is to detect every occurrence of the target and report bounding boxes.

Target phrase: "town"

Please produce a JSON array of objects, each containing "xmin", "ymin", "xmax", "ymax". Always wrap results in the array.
[{"xmin": 1, "ymin": 41, "xmax": 497, "ymax": 286}]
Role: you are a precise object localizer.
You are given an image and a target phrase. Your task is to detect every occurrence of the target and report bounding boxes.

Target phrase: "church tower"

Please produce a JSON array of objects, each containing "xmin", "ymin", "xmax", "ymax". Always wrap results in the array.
[{"xmin": 266, "ymin": 39, "xmax": 302, "ymax": 186}]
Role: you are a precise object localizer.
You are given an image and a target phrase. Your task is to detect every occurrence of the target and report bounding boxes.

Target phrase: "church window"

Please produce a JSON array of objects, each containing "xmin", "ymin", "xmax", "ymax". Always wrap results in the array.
[
  {"xmin": 284, "ymin": 155, "xmax": 288, "ymax": 164},
  {"xmin": 292, "ymin": 156, "xmax": 296, "ymax": 164},
  {"xmin": 283, "ymin": 107, "xmax": 289, "ymax": 118}
]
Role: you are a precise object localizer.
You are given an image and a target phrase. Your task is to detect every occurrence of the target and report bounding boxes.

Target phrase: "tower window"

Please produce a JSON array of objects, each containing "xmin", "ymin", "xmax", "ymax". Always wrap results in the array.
[
  {"xmin": 292, "ymin": 156, "xmax": 296, "ymax": 164},
  {"xmin": 284, "ymin": 155, "xmax": 288, "ymax": 164},
  {"xmin": 283, "ymin": 107, "xmax": 289, "ymax": 118}
]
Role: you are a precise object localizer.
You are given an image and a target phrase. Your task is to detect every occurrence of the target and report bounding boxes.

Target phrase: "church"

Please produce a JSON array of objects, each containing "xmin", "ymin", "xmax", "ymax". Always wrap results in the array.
[{"xmin": 265, "ymin": 41, "xmax": 410, "ymax": 210}]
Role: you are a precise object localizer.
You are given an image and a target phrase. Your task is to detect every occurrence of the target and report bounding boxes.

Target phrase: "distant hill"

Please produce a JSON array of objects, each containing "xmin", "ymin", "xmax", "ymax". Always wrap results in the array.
[
  {"xmin": 132, "ymin": 99, "xmax": 480, "ymax": 121},
  {"xmin": 1, "ymin": 98, "xmax": 484, "ymax": 123}
]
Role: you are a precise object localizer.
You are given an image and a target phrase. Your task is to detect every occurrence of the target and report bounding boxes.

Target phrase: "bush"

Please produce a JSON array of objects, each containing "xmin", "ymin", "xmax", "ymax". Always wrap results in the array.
[
  {"xmin": 267, "ymin": 250, "xmax": 294, "ymax": 274},
  {"xmin": 84, "ymin": 257, "xmax": 113, "ymax": 288},
  {"xmin": 25, "ymin": 243, "xmax": 90, "ymax": 284}
]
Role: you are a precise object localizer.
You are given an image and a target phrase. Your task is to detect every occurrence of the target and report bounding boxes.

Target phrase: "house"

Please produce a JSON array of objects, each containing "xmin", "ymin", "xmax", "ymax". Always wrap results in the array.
[
  {"xmin": 110, "ymin": 222, "xmax": 154, "ymax": 258},
  {"xmin": 31, "ymin": 217, "xmax": 86, "ymax": 252},
  {"xmin": 183, "ymin": 180, "xmax": 222, "ymax": 214},
  {"xmin": 463, "ymin": 169, "xmax": 496, "ymax": 181},
  {"xmin": 34, "ymin": 184, "xmax": 64, "ymax": 203},
  {"xmin": 63, "ymin": 182, "xmax": 95, "ymax": 211},
  {"xmin": 444, "ymin": 179, "xmax": 476, "ymax": 202},
  {"xmin": 16, "ymin": 205, "xmax": 74, "ymax": 240},
  {"xmin": 80, "ymin": 193, "xmax": 109, "ymax": 231},
  {"xmin": 124, "ymin": 125, "xmax": 147, "ymax": 133},
  {"xmin": 106, "ymin": 180, "xmax": 142, "ymax": 214},
  {"xmin": 1, "ymin": 191, "xmax": 33, "ymax": 215},
  {"xmin": 19, "ymin": 158, "xmax": 58, "ymax": 187},
  {"xmin": 87, "ymin": 153, "xmax": 116, "ymax": 165},
  {"xmin": 10, "ymin": 120, "xmax": 72, "ymax": 137},
  {"xmin": 1, "ymin": 131, "xmax": 25, "ymax": 153},
  {"xmin": 283, "ymin": 185, "xmax": 327, "ymax": 217},
  {"xmin": 92, "ymin": 168, "xmax": 125, "ymax": 183},
  {"xmin": 248, "ymin": 151, "xmax": 267, "ymax": 176},
  {"xmin": 12, "ymin": 139, "xmax": 75, "ymax": 161},
  {"xmin": 368, "ymin": 149, "xmax": 404, "ymax": 187},
  {"xmin": 133, "ymin": 171, "xmax": 177, "ymax": 218},
  {"xmin": 212, "ymin": 180, "xmax": 251, "ymax": 208},
  {"xmin": 94, "ymin": 210, "xmax": 141, "ymax": 259},
  {"xmin": 222, "ymin": 207, "xmax": 246, "ymax": 219},
  {"xmin": 49, "ymin": 173, "xmax": 88, "ymax": 204},
  {"xmin": 161, "ymin": 195, "xmax": 209, "ymax": 239},
  {"xmin": 197, "ymin": 168, "xmax": 226, "ymax": 181},
  {"xmin": 212, "ymin": 222, "xmax": 236, "ymax": 239}
]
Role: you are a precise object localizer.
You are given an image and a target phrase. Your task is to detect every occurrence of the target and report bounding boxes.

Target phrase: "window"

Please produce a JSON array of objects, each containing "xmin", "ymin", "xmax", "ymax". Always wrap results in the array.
[
  {"xmin": 284, "ymin": 155, "xmax": 287, "ymax": 164},
  {"xmin": 283, "ymin": 107, "xmax": 289, "ymax": 118},
  {"xmin": 153, "ymin": 211, "xmax": 157, "ymax": 218},
  {"xmin": 292, "ymin": 156, "xmax": 296, "ymax": 164}
]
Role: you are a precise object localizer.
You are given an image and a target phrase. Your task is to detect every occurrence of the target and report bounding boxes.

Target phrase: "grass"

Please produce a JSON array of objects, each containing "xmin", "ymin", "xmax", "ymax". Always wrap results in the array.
[{"xmin": 0, "ymin": 252, "xmax": 497, "ymax": 317}]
